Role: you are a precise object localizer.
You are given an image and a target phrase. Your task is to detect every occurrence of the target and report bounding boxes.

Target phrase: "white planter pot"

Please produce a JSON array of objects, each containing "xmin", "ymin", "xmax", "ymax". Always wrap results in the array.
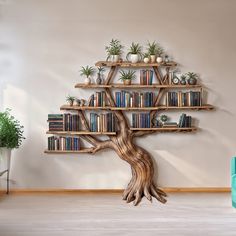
[
  {"xmin": 110, "ymin": 55, "xmax": 119, "ymax": 62},
  {"xmin": 143, "ymin": 57, "xmax": 150, "ymax": 63},
  {"xmin": 150, "ymin": 55, "xmax": 156, "ymax": 63},
  {"xmin": 84, "ymin": 77, "xmax": 91, "ymax": 85},
  {"xmin": 0, "ymin": 148, "xmax": 11, "ymax": 173},
  {"xmin": 156, "ymin": 57, "xmax": 163, "ymax": 63},
  {"xmin": 129, "ymin": 54, "xmax": 139, "ymax": 63}
]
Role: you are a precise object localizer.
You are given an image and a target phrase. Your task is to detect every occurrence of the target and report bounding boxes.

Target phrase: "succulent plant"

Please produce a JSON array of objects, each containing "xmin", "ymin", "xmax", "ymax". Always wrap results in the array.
[
  {"xmin": 126, "ymin": 42, "xmax": 143, "ymax": 60},
  {"xmin": 80, "ymin": 66, "xmax": 95, "ymax": 78},
  {"xmin": 119, "ymin": 70, "xmax": 136, "ymax": 81},
  {"xmin": 105, "ymin": 39, "xmax": 123, "ymax": 60}
]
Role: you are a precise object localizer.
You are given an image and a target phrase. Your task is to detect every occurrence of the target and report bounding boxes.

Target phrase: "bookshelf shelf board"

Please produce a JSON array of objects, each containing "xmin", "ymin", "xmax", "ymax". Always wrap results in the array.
[
  {"xmin": 74, "ymin": 83, "xmax": 202, "ymax": 89},
  {"xmin": 60, "ymin": 105, "xmax": 110, "ymax": 111},
  {"xmin": 130, "ymin": 127, "xmax": 197, "ymax": 132},
  {"xmin": 95, "ymin": 61, "xmax": 177, "ymax": 67},
  {"xmin": 158, "ymin": 104, "xmax": 214, "ymax": 111},
  {"xmin": 46, "ymin": 131, "xmax": 116, "ymax": 135},
  {"xmin": 44, "ymin": 148, "xmax": 94, "ymax": 154}
]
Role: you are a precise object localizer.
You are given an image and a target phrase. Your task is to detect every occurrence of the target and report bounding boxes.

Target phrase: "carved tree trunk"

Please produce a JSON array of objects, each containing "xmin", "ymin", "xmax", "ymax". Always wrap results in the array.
[{"xmin": 111, "ymin": 133, "xmax": 167, "ymax": 205}]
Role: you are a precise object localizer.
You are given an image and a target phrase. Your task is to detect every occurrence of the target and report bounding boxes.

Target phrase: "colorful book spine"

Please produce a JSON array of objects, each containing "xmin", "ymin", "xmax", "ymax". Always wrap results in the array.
[
  {"xmin": 90, "ymin": 113, "xmax": 116, "ymax": 132},
  {"xmin": 48, "ymin": 136, "xmax": 81, "ymax": 151},
  {"xmin": 140, "ymin": 70, "xmax": 154, "ymax": 85},
  {"xmin": 132, "ymin": 113, "xmax": 151, "ymax": 128}
]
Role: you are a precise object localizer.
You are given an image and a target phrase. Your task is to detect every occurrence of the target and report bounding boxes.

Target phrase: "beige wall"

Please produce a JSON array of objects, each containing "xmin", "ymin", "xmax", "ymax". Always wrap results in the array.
[{"xmin": 0, "ymin": 0, "xmax": 236, "ymax": 189}]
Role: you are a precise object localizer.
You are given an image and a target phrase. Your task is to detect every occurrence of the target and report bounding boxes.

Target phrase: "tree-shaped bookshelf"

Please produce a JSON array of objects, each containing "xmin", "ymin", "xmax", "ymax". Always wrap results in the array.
[{"xmin": 45, "ymin": 60, "xmax": 213, "ymax": 206}]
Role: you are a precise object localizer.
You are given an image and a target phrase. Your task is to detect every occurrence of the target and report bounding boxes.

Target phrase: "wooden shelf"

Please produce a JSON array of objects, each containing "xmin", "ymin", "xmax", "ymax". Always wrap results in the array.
[
  {"xmin": 130, "ymin": 127, "xmax": 197, "ymax": 132},
  {"xmin": 61, "ymin": 105, "xmax": 109, "ymax": 111},
  {"xmin": 44, "ymin": 148, "xmax": 94, "ymax": 154},
  {"xmin": 46, "ymin": 131, "xmax": 116, "ymax": 135},
  {"xmin": 95, "ymin": 61, "xmax": 177, "ymax": 67},
  {"xmin": 60, "ymin": 104, "xmax": 214, "ymax": 111},
  {"xmin": 74, "ymin": 83, "xmax": 202, "ymax": 89}
]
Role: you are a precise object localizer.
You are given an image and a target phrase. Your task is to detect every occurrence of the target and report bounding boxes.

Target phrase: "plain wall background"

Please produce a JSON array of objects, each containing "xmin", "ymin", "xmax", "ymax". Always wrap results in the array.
[{"xmin": 0, "ymin": 0, "xmax": 236, "ymax": 189}]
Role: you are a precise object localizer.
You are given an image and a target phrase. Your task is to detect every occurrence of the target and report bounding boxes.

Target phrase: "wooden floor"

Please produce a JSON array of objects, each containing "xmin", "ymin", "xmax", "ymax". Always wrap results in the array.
[{"xmin": 0, "ymin": 193, "xmax": 235, "ymax": 236}]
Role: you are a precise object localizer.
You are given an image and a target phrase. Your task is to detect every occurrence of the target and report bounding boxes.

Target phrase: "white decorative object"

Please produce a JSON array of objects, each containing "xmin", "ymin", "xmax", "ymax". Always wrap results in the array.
[
  {"xmin": 143, "ymin": 57, "xmax": 150, "ymax": 63},
  {"xmin": 84, "ymin": 77, "xmax": 91, "ymax": 85},
  {"xmin": 111, "ymin": 55, "xmax": 119, "ymax": 62},
  {"xmin": 156, "ymin": 57, "xmax": 163, "ymax": 63},
  {"xmin": 150, "ymin": 55, "xmax": 156, "ymax": 63},
  {"xmin": 129, "ymin": 54, "xmax": 139, "ymax": 63}
]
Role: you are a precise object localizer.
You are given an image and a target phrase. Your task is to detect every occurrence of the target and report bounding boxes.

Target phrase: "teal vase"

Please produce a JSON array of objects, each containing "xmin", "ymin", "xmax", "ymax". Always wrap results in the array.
[{"xmin": 231, "ymin": 157, "xmax": 236, "ymax": 208}]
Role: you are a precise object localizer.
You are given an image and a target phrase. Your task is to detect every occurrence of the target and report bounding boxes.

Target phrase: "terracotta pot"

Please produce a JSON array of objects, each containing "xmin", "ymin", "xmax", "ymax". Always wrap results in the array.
[
  {"xmin": 123, "ymin": 80, "xmax": 131, "ymax": 85},
  {"xmin": 150, "ymin": 55, "xmax": 156, "ymax": 63}
]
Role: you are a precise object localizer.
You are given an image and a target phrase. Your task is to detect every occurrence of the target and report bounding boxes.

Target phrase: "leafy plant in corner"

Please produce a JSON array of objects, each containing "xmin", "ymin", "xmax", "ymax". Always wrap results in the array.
[
  {"xmin": 0, "ymin": 109, "xmax": 25, "ymax": 149},
  {"xmin": 126, "ymin": 42, "xmax": 143, "ymax": 62},
  {"xmin": 66, "ymin": 95, "xmax": 76, "ymax": 106},
  {"xmin": 105, "ymin": 39, "xmax": 123, "ymax": 61}
]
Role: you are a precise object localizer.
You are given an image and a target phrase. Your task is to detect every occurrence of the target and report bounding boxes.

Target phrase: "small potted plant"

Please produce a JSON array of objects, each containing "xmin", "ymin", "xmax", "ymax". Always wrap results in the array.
[
  {"xmin": 143, "ymin": 53, "xmax": 150, "ymax": 63},
  {"xmin": 0, "ymin": 109, "xmax": 25, "ymax": 181},
  {"xmin": 119, "ymin": 70, "xmax": 136, "ymax": 85},
  {"xmin": 186, "ymin": 72, "xmax": 198, "ymax": 85},
  {"xmin": 80, "ymin": 66, "xmax": 95, "ymax": 85},
  {"xmin": 66, "ymin": 95, "xmax": 75, "ymax": 106},
  {"xmin": 180, "ymin": 74, "xmax": 187, "ymax": 85},
  {"xmin": 126, "ymin": 42, "xmax": 143, "ymax": 63},
  {"xmin": 96, "ymin": 66, "xmax": 105, "ymax": 85},
  {"xmin": 105, "ymin": 39, "xmax": 123, "ymax": 62},
  {"xmin": 156, "ymin": 46, "xmax": 164, "ymax": 63},
  {"xmin": 147, "ymin": 41, "xmax": 158, "ymax": 63}
]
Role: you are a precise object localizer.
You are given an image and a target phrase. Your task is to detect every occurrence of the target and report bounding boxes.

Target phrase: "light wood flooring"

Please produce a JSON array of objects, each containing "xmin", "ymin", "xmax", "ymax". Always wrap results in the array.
[{"xmin": 0, "ymin": 192, "xmax": 235, "ymax": 236}]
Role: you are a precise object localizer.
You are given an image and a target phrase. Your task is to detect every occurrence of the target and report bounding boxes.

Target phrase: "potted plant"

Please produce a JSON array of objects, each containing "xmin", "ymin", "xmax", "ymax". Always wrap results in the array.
[
  {"xmin": 143, "ymin": 53, "xmax": 150, "ymax": 63},
  {"xmin": 147, "ymin": 41, "xmax": 158, "ymax": 63},
  {"xmin": 105, "ymin": 39, "xmax": 123, "ymax": 62},
  {"xmin": 119, "ymin": 70, "xmax": 136, "ymax": 85},
  {"xmin": 126, "ymin": 42, "xmax": 143, "ymax": 63},
  {"xmin": 186, "ymin": 72, "xmax": 198, "ymax": 85},
  {"xmin": 180, "ymin": 74, "xmax": 187, "ymax": 85},
  {"xmin": 80, "ymin": 66, "xmax": 95, "ymax": 85},
  {"xmin": 156, "ymin": 45, "xmax": 164, "ymax": 63},
  {"xmin": 0, "ymin": 109, "xmax": 24, "ymax": 180},
  {"xmin": 96, "ymin": 66, "xmax": 105, "ymax": 85},
  {"xmin": 66, "ymin": 95, "xmax": 76, "ymax": 106}
]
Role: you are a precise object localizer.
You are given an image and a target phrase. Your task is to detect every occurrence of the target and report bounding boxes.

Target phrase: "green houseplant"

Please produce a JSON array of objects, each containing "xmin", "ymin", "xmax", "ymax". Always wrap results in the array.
[
  {"xmin": 105, "ymin": 39, "xmax": 123, "ymax": 62},
  {"xmin": 126, "ymin": 42, "xmax": 143, "ymax": 63},
  {"xmin": 143, "ymin": 52, "xmax": 150, "ymax": 63},
  {"xmin": 80, "ymin": 66, "xmax": 95, "ymax": 85},
  {"xmin": 147, "ymin": 41, "xmax": 158, "ymax": 63},
  {"xmin": 119, "ymin": 70, "xmax": 136, "ymax": 85},
  {"xmin": 0, "ymin": 109, "xmax": 25, "ymax": 182},
  {"xmin": 186, "ymin": 72, "xmax": 198, "ymax": 85},
  {"xmin": 156, "ymin": 45, "xmax": 164, "ymax": 63},
  {"xmin": 66, "ymin": 95, "xmax": 76, "ymax": 106}
]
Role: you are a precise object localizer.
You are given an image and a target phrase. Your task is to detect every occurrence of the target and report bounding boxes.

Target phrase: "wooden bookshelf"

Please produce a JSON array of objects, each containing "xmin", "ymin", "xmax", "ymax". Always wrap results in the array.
[
  {"xmin": 158, "ymin": 104, "xmax": 214, "ymax": 111},
  {"xmin": 46, "ymin": 131, "xmax": 116, "ymax": 136},
  {"xmin": 130, "ymin": 127, "xmax": 197, "ymax": 132},
  {"xmin": 75, "ymin": 83, "xmax": 202, "ymax": 89},
  {"xmin": 95, "ymin": 61, "xmax": 177, "ymax": 67},
  {"xmin": 60, "ymin": 105, "xmax": 110, "ymax": 111},
  {"xmin": 44, "ymin": 148, "xmax": 94, "ymax": 154}
]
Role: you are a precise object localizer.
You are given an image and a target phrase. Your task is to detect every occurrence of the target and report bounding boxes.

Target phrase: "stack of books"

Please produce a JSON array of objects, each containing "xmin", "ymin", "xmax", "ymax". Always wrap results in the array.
[
  {"xmin": 63, "ymin": 113, "xmax": 80, "ymax": 131},
  {"xmin": 115, "ymin": 91, "xmax": 154, "ymax": 107},
  {"xmin": 48, "ymin": 136, "xmax": 81, "ymax": 151},
  {"xmin": 88, "ymin": 91, "xmax": 107, "ymax": 107},
  {"xmin": 132, "ymin": 113, "xmax": 151, "ymax": 128},
  {"xmin": 140, "ymin": 70, "xmax": 154, "ymax": 85},
  {"xmin": 90, "ymin": 113, "xmax": 116, "ymax": 132},
  {"xmin": 178, "ymin": 113, "xmax": 192, "ymax": 127},
  {"xmin": 48, "ymin": 114, "xmax": 63, "ymax": 131},
  {"xmin": 166, "ymin": 91, "xmax": 202, "ymax": 107}
]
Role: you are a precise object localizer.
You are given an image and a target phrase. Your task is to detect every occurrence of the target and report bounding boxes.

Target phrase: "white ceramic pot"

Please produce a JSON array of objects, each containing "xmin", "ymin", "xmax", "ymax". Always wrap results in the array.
[
  {"xmin": 0, "ymin": 148, "xmax": 11, "ymax": 174},
  {"xmin": 129, "ymin": 54, "xmax": 139, "ymax": 63},
  {"xmin": 111, "ymin": 55, "xmax": 119, "ymax": 62},
  {"xmin": 150, "ymin": 55, "xmax": 156, "ymax": 63},
  {"xmin": 156, "ymin": 57, "xmax": 163, "ymax": 63},
  {"xmin": 84, "ymin": 77, "xmax": 91, "ymax": 85},
  {"xmin": 143, "ymin": 57, "xmax": 150, "ymax": 63}
]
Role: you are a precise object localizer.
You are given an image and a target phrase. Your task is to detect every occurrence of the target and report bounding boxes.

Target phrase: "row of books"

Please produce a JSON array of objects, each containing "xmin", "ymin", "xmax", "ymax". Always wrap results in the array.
[
  {"xmin": 115, "ymin": 91, "xmax": 154, "ymax": 107},
  {"xmin": 48, "ymin": 136, "xmax": 81, "ymax": 151},
  {"xmin": 140, "ymin": 70, "xmax": 154, "ymax": 85},
  {"xmin": 178, "ymin": 113, "xmax": 192, "ymax": 128},
  {"xmin": 132, "ymin": 113, "xmax": 151, "ymax": 128},
  {"xmin": 48, "ymin": 114, "xmax": 80, "ymax": 131},
  {"xmin": 166, "ymin": 91, "xmax": 202, "ymax": 107},
  {"xmin": 90, "ymin": 113, "xmax": 116, "ymax": 132},
  {"xmin": 88, "ymin": 91, "xmax": 107, "ymax": 107}
]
